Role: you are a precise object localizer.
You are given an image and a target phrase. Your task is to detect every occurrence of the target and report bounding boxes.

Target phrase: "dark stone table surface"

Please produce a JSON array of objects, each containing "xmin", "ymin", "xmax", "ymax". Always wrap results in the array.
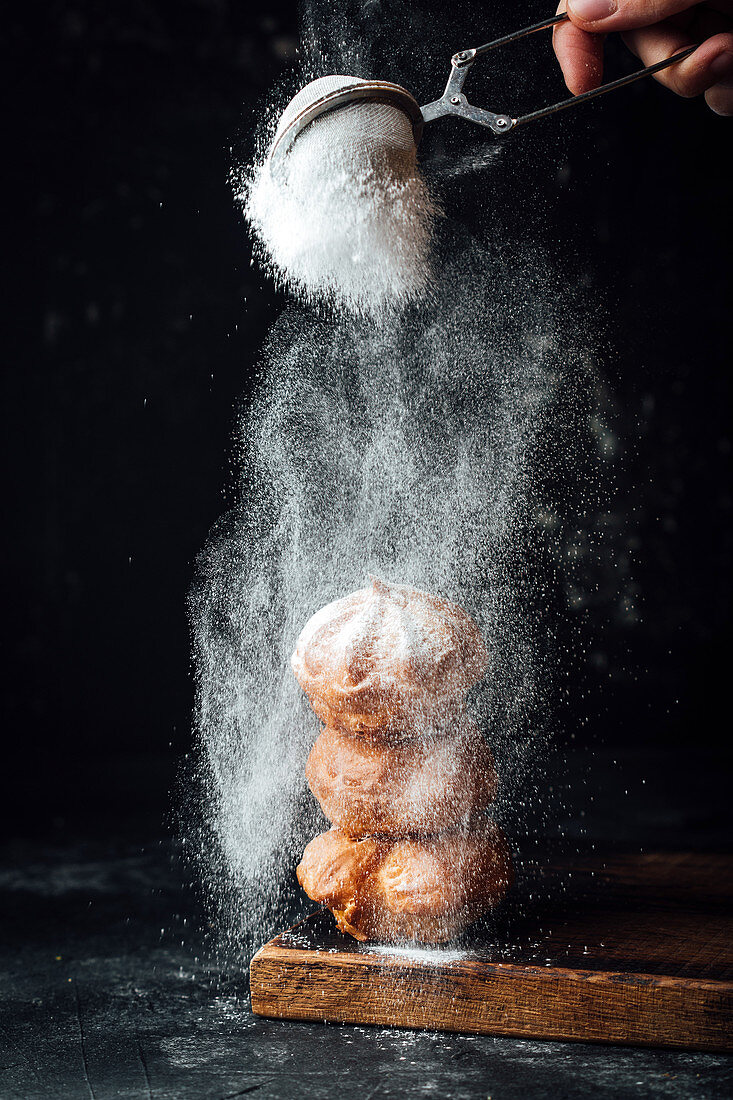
[{"xmin": 2, "ymin": 747, "xmax": 732, "ymax": 1099}]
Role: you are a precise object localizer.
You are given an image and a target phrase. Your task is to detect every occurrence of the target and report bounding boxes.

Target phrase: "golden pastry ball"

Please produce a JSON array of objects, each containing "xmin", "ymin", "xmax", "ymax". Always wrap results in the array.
[
  {"xmin": 297, "ymin": 823, "xmax": 512, "ymax": 943},
  {"xmin": 292, "ymin": 577, "xmax": 489, "ymax": 733},
  {"xmin": 306, "ymin": 719, "xmax": 498, "ymax": 837}
]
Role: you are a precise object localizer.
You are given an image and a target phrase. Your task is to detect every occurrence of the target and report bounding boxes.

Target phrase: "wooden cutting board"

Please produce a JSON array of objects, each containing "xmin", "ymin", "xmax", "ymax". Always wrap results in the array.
[{"xmin": 250, "ymin": 851, "xmax": 733, "ymax": 1050}]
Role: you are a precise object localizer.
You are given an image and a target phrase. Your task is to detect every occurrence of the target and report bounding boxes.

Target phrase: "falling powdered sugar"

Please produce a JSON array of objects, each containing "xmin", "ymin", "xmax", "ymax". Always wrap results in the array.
[
  {"xmin": 185, "ymin": 238, "xmax": 622, "ymax": 957},
  {"xmin": 243, "ymin": 80, "xmax": 441, "ymax": 318}
]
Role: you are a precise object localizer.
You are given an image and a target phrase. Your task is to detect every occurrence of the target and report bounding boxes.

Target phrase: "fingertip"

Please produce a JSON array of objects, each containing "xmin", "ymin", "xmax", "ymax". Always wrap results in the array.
[
  {"xmin": 705, "ymin": 80, "xmax": 733, "ymax": 115},
  {"xmin": 553, "ymin": 18, "xmax": 605, "ymax": 94},
  {"xmin": 564, "ymin": 62, "xmax": 604, "ymax": 95},
  {"xmin": 621, "ymin": 31, "xmax": 733, "ymax": 100},
  {"xmin": 566, "ymin": 0, "xmax": 617, "ymax": 27},
  {"xmin": 707, "ymin": 47, "xmax": 733, "ymax": 84},
  {"xmin": 671, "ymin": 39, "xmax": 733, "ymax": 99}
]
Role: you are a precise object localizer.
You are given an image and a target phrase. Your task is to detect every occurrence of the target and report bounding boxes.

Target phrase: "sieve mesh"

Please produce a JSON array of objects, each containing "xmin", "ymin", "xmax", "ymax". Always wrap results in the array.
[
  {"xmin": 270, "ymin": 75, "xmax": 421, "ymax": 169},
  {"xmin": 288, "ymin": 100, "xmax": 418, "ymax": 178},
  {"xmin": 273, "ymin": 76, "xmax": 367, "ymax": 144}
]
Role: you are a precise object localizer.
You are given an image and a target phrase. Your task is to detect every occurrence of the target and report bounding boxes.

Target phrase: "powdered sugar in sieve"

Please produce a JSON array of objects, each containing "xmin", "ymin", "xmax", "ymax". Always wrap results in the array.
[{"xmin": 245, "ymin": 76, "xmax": 441, "ymax": 318}]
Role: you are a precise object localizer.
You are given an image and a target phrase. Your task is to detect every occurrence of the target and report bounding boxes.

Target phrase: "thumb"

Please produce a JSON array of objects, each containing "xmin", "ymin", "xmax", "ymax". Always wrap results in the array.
[{"xmin": 566, "ymin": 0, "xmax": 702, "ymax": 30}]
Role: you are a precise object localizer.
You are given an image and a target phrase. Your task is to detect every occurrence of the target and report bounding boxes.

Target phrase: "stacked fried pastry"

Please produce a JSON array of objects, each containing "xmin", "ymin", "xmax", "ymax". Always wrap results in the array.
[{"xmin": 293, "ymin": 577, "xmax": 513, "ymax": 943}]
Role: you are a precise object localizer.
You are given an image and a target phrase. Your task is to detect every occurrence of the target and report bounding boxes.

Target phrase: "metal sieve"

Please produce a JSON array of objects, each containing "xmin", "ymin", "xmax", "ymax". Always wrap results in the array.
[
  {"xmin": 270, "ymin": 75, "xmax": 424, "ymax": 166},
  {"xmin": 270, "ymin": 14, "xmax": 696, "ymax": 170}
]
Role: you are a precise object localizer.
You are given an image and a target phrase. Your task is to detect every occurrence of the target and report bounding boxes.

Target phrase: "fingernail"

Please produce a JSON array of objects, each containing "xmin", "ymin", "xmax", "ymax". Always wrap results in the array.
[
  {"xmin": 709, "ymin": 51, "xmax": 733, "ymax": 80},
  {"xmin": 568, "ymin": 0, "xmax": 617, "ymax": 22}
]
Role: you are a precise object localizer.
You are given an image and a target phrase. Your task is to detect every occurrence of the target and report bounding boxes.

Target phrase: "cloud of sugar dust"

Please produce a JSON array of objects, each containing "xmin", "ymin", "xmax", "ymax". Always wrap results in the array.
[
  {"xmin": 186, "ymin": 229, "xmax": 612, "ymax": 959},
  {"xmin": 183, "ymin": 0, "xmax": 627, "ymax": 962}
]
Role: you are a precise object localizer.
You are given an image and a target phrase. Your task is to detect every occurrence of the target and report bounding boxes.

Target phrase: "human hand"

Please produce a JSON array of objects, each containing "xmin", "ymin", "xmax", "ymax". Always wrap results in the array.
[{"xmin": 552, "ymin": 0, "xmax": 733, "ymax": 115}]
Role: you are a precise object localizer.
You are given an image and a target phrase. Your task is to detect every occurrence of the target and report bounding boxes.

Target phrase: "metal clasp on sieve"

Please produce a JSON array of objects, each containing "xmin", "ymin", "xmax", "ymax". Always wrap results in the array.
[{"xmin": 420, "ymin": 13, "xmax": 696, "ymax": 135}]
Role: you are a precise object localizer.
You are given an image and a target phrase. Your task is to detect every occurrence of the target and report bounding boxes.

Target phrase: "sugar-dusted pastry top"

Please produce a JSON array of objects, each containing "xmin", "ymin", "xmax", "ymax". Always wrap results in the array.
[
  {"xmin": 306, "ymin": 718, "xmax": 498, "ymax": 838},
  {"xmin": 296, "ymin": 823, "xmax": 512, "ymax": 943},
  {"xmin": 291, "ymin": 577, "xmax": 489, "ymax": 733}
]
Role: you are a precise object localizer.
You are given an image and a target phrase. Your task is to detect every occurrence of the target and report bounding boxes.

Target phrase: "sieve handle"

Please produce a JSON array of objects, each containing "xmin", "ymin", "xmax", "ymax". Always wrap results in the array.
[{"xmin": 420, "ymin": 14, "xmax": 697, "ymax": 135}]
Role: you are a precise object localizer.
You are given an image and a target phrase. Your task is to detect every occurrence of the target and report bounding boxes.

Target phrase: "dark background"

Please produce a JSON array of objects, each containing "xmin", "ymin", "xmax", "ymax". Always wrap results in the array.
[{"xmin": 2, "ymin": 0, "xmax": 731, "ymax": 843}]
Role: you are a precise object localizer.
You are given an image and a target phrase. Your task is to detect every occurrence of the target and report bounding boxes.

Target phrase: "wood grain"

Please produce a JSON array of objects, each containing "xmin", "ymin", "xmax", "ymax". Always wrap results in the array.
[{"xmin": 250, "ymin": 852, "xmax": 733, "ymax": 1050}]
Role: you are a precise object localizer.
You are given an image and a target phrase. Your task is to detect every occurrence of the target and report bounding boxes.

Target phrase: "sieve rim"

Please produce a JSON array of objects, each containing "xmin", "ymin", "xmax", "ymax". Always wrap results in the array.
[{"xmin": 269, "ymin": 80, "xmax": 424, "ymax": 171}]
